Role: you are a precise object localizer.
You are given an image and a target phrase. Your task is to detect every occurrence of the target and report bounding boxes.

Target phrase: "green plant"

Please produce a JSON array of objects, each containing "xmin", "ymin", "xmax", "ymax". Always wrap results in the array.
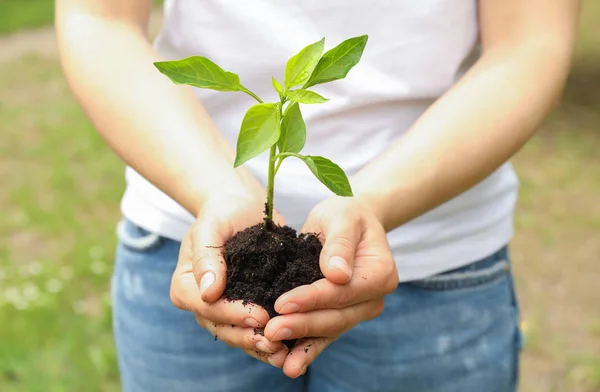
[{"xmin": 153, "ymin": 35, "xmax": 368, "ymax": 223}]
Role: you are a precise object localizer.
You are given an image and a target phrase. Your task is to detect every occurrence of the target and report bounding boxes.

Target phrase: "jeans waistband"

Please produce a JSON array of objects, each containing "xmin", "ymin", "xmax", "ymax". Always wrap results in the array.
[{"xmin": 407, "ymin": 246, "xmax": 510, "ymax": 290}]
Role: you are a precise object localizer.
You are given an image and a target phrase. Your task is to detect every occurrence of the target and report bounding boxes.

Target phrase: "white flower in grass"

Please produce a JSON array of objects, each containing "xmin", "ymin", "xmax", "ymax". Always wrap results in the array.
[
  {"xmin": 4, "ymin": 286, "xmax": 20, "ymax": 303},
  {"xmin": 90, "ymin": 261, "xmax": 107, "ymax": 275},
  {"xmin": 26, "ymin": 261, "xmax": 42, "ymax": 276},
  {"xmin": 13, "ymin": 298, "xmax": 29, "ymax": 310},
  {"xmin": 45, "ymin": 278, "xmax": 63, "ymax": 293},
  {"xmin": 22, "ymin": 283, "xmax": 40, "ymax": 301},
  {"xmin": 10, "ymin": 211, "xmax": 28, "ymax": 226},
  {"xmin": 89, "ymin": 245, "xmax": 105, "ymax": 260},
  {"xmin": 4, "ymin": 287, "xmax": 29, "ymax": 310}
]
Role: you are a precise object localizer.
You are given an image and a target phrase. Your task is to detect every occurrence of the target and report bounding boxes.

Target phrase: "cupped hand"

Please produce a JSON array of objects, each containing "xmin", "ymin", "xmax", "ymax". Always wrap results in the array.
[
  {"xmin": 169, "ymin": 191, "xmax": 289, "ymax": 367},
  {"xmin": 264, "ymin": 196, "xmax": 399, "ymax": 378}
]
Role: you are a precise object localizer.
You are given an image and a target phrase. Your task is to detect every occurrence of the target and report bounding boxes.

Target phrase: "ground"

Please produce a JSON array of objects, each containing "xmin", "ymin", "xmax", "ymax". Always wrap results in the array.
[{"xmin": 0, "ymin": 3, "xmax": 598, "ymax": 391}]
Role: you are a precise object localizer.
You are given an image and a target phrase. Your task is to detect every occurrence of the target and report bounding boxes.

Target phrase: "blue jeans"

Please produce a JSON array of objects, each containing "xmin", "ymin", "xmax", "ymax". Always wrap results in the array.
[{"xmin": 112, "ymin": 219, "xmax": 521, "ymax": 392}]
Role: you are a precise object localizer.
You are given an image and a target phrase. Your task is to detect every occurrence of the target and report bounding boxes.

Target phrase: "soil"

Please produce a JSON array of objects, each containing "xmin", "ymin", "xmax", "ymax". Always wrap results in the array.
[{"xmin": 222, "ymin": 219, "xmax": 323, "ymax": 348}]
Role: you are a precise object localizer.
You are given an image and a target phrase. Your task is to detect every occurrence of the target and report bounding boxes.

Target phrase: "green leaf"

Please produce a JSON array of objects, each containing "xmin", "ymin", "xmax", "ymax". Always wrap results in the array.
[
  {"xmin": 272, "ymin": 77, "xmax": 284, "ymax": 97},
  {"xmin": 278, "ymin": 103, "xmax": 306, "ymax": 154},
  {"xmin": 284, "ymin": 38, "xmax": 325, "ymax": 90},
  {"xmin": 297, "ymin": 155, "xmax": 353, "ymax": 196},
  {"xmin": 304, "ymin": 35, "xmax": 368, "ymax": 88},
  {"xmin": 287, "ymin": 89, "xmax": 329, "ymax": 104},
  {"xmin": 234, "ymin": 103, "xmax": 281, "ymax": 167},
  {"xmin": 154, "ymin": 56, "xmax": 241, "ymax": 92}
]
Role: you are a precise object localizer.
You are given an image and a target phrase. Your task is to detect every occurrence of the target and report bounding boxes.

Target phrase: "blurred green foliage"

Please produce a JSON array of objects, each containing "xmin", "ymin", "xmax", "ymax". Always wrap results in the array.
[
  {"xmin": 0, "ymin": 0, "xmax": 164, "ymax": 34},
  {"xmin": 0, "ymin": 1, "xmax": 598, "ymax": 391}
]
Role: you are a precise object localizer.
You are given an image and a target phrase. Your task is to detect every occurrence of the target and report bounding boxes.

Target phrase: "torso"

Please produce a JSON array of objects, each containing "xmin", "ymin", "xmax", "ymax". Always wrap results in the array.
[{"xmin": 121, "ymin": 0, "xmax": 519, "ymax": 281}]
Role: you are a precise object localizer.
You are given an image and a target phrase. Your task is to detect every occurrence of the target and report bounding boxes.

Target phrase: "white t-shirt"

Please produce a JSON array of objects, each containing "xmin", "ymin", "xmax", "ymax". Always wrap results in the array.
[{"xmin": 121, "ymin": 0, "xmax": 519, "ymax": 282}]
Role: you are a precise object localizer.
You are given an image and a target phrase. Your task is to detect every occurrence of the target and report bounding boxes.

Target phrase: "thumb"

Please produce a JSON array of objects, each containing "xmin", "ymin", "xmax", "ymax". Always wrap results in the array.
[
  {"xmin": 191, "ymin": 218, "xmax": 231, "ymax": 303},
  {"xmin": 308, "ymin": 213, "xmax": 361, "ymax": 285}
]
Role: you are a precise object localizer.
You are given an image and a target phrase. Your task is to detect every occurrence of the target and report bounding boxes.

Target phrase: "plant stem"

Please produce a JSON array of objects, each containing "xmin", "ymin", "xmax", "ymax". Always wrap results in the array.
[
  {"xmin": 265, "ymin": 101, "xmax": 285, "ymax": 228},
  {"xmin": 274, "ymin": 152, "xmax": 301, "ymax": 175},
  {"xmin": 274, "ymin": 156, "xmax": 284, "ymax": 175},
  {"xmin": 276, "ymin": 152, "xmax": 303, "ymax": 160},
  {"xmin": 241, "ymin": 87, "xmax": 263, "ymax": 104},
  {"xmin": 265, "ymin": 144, "xmax": 276, "ymax": 226}
]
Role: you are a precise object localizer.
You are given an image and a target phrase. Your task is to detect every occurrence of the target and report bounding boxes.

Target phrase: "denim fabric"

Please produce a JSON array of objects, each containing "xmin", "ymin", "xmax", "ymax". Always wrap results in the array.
[{"xmin": 112, "ymin": 219, "xmax": 521, "ymax": 392}]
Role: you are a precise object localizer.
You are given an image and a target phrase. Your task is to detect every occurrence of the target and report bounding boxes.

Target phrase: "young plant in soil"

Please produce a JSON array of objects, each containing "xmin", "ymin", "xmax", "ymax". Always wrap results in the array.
[{"xmin": 154, "ymin": 35, "xmax": 368, "ymax": 345}]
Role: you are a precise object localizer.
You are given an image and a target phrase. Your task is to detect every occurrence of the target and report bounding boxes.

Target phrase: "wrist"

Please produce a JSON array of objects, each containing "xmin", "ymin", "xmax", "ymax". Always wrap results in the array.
[
  {"xmin": 186, "ymin": 165, "xmax": 264, "ymax": 218},
  {"xmin": 318, "ymin": 193, "xmax": 387, "ymax": 232},
  {"xmin": 351, "ymin": 192, "xmax": 390, "ymax": 232}
]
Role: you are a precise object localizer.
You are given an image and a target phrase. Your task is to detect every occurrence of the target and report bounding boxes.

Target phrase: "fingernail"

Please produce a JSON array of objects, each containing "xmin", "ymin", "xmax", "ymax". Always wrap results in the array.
[
  {"xmin": 272, "ymin": 327, "xmax": 292, "ymax": 341},
  {"xmin": 256, "ymin": 340, "xmax": 274, "ymax": 354},
  {"xmin": 301, "ymin": 365, "xmax": 308, "ymax": 376},
  {"xmin": 328, "ymin": 256, "xmax": 351, "ymax": 278},
  {"xmin": 267, "ymin": 356, "xmax": 280, "ymax": 368},
  {"xmin": 244, "ymin": 318, "xmax": 261, "ymax": 328},
  {"xmin": 280, "ymin": 302, "xmax": 300, "ymax": 314},
  {"xmin": 199, "ymin": 272, "xmax": 215, "ymax": 295}
]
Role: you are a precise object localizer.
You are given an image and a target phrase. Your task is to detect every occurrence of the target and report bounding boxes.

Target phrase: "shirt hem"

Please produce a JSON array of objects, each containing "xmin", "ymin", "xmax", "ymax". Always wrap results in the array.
[{"xmin": 121, "ymin": 185, "xmax": 514, "ymax": 283}]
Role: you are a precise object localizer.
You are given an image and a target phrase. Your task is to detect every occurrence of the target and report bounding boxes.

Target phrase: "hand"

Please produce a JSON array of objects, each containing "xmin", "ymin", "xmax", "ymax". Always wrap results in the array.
[
  {"xmin": 169, "ymin": 190, "xmax": 289, "ymax": 367},
  {"xmin": 264, "ymin": 197, "xmax": 399, "ymax": 378}
]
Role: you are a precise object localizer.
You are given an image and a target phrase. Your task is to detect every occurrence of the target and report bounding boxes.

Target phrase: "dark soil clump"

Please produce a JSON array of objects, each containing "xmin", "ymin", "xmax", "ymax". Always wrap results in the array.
[{"xmin": 223, "ymin": 221, "xmax": 323, "ymax": 347}]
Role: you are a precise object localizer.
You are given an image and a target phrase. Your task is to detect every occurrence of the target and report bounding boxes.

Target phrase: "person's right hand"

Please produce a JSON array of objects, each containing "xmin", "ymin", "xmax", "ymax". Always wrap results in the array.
[{"xmin": 169, "ymin": 190, "xmax": 289, "ymax": 367}]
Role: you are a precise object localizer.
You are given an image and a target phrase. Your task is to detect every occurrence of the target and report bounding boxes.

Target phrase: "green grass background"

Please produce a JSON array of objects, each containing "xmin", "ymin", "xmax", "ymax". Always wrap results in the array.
[
  {"xmin": 0, "ymin": 0, "xmax": 164, "ymax": 34},
  {"xmin": 0, "ymin": 2, "xmax": 599, "ymax": 391},
  {"xmin": 0, "ymin": 0, "xmax": 54, "ymax": 34}
]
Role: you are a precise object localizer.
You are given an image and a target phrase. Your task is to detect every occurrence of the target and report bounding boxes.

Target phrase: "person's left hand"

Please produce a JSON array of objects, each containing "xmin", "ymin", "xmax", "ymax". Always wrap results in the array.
[{"xmin": 263, "ymin": 196, "xmax": 399, "ymax": 378}]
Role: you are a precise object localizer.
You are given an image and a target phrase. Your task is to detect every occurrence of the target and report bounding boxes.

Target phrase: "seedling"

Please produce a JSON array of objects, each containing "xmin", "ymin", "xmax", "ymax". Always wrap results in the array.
[{"xmin": 154, "ymin": 35, "xmax": 368, "ymax": 225}]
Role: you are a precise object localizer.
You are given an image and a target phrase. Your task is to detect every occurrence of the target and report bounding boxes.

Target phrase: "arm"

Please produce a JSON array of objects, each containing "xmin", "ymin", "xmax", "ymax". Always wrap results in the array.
[
  {"xmin": 352, "ymin": 0, "xmax": 580, "ymax": 231},
  {"xmin": 55, "ymin": 0, "xmax": 261, "ymax": 217},
  {"xmin": 266, "ymin": 0, "xmax": 580, "ymax": 377},
  {"xmin": 56, "ymin": 0, "xmax": 290, "ymax": 366}
]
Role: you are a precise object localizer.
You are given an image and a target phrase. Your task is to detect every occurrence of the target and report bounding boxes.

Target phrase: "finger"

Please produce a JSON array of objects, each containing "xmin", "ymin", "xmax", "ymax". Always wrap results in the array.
[
  {"xmin": 199, "ymin": 315, "xmax": 290, "ymax": 367},
  {"xmin": 198, "ymin": 315, "xmax": 285, "ymax": 354},
  {"xmin": 302, "ymin": 210, "xmax": 362, "ymax": 285},
  {"xmin": 190, "ymin": 219, "xmax": 233, "ymax": 303},
  {"xmin": 243, "ymin": 346, "xmax": 289, "ymax": 368},
  {"xmin": 272, "ymin": 210, "xmax": 286, "ymax": 227},
  {"xmin": 282, "ymin": 338, "xmax": 332, "ymax": 379},
  {"xmin": 320, "ymin": 214, "xmax": 363, "ymax": 285},
  {"xmin": 265, "ymin": 299, "xmax": 384, "ymax": 341},
  {"xmin": 170, "ymin": 254, "xmax": 206, "ymax": 313},
  {"xmin": 201, "ymin": 299, "xmax": 271, "ymax": 328},
  {"xmin": 171, "ymin": 267, "xmax": 271, "ymax": 327},
  {"xmin": 274, "ymin": 257, "xmax": 396, "ymax": 314}
]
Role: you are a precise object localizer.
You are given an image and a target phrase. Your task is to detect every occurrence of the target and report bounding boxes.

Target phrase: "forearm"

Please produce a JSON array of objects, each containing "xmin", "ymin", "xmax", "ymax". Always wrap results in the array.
[
  {"xmin": 352, "ymin": 45, "xmax": 573, "ymax": 231},
  {"xmin": 56, "ymin": 7, "xmax": 260, "ymax": 216}
]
